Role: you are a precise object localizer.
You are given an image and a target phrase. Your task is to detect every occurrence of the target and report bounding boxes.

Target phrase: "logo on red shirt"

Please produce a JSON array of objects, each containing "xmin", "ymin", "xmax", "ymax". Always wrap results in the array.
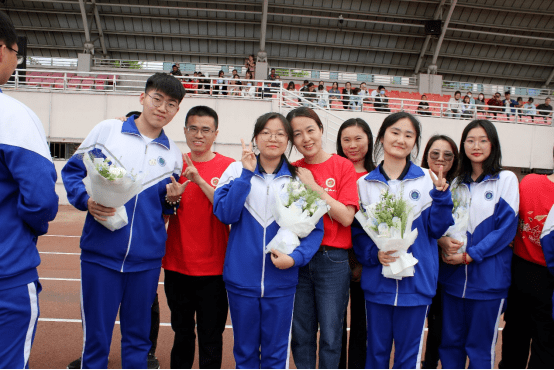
[
  {"xmin": 211, "ymin": 177, "xmax": 220, "ymax": 187},
  {"xmin": 325, "ymin": 178, "xmax": 336, "ymax": 188}
]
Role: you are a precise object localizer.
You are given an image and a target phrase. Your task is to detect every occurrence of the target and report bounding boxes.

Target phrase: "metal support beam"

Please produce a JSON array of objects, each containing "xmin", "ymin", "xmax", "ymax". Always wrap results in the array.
[
  {"xmin": 77, "ymin": 0, "xmax": 94, "ymax": 54},
  {"xmin": 428, "ymin": 0, "xmax": 457, "ymax": 74},
  {"xmin": 414, "ymin": 0, "xmax": 447, "ymax": 74},
  {"xmin": 545, "ymin": 68, "xmax": 554, "ymax": 87},
  {"xmin": 255, "ymin": 0, "xmax": 268, "ymax": 78},
  {"xmin": 91, "ymin": 0, "xmax": 107, "ymax": 56}
]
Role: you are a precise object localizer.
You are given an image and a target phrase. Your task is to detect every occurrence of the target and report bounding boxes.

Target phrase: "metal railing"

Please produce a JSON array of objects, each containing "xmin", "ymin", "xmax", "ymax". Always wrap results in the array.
[{"xmin": 442, "ymin": 80, "xmax": 554, "ymax": 97}]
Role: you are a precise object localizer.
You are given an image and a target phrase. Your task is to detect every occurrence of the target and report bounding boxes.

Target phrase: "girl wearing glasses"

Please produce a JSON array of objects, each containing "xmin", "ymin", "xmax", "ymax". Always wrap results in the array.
[
  {"xmin": 336, "ymin": 118, "xmax": 375, "ymax": 368},
  {"xmin": 438, "ymin": 120, "xmax": 519, "ymax": 369},
  {"xmin": 287, "ymin": 107, "xmax": 359, "ymax": 369},
  {"xmin": 420, "ymin": 134, "xmax": 460, "ymax": 369},
  {"xmin": 213, "ymin": 112, "xmax": 323, "ymax": 369},
  {"xmin": 352, "ymin": 112, "xmax": 453, "ymax": 369}
]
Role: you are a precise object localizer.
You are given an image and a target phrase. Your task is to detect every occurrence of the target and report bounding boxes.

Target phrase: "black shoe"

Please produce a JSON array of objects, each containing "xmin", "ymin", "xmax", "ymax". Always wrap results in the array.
[
  {"xmin": 67, "ymin": 357, "xmax": 81, "ymax": 369},
  {"xmin": 147, "ymin": 353, "xmax": 160, "ymax": 369}
]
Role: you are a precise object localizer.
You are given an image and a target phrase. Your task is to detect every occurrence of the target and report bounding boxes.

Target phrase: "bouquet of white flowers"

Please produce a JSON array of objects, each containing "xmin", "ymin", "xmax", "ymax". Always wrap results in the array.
[
  {"xmin": 355, "ymin": 189, "xmax": 418, "ymax": 280},
  {"xmin": 264, "ymin": 180, "xmax": 330, "ymax": 255},
  {"xmin": 82, "ymin": 153, "xmax": 144, "ymax": 231},
  {"xmin": 445, "ymin": 185, "xmax": 470, "ymax": 253}
]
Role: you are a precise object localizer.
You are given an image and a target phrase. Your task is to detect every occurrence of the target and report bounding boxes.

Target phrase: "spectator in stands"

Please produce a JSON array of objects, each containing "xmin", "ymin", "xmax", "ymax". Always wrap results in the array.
[
  {"xmin": 370, "ymin": 85, "xmax": 385, "ymax": 102},
  {"xmin": 536, "ymin": 97, "xmax": 553, "ymax": 123},
  {"xmin": 342, "ymin": 82, "xmax": 353, "ymax": 110},
  {"xmin": 245, "ymin": 70, "xmax": 253, "ymax": 80},
  {"xmin": 317, "ymin": 84, "xmax": 329, "ymax": 108},
  {"xmin": 232, "ymin": 69, "xmax": 239, "ymax": 78},
  {"xmin": 445, "ymin": 91, "xmax": 463, "ymax": 118},
  {"xmin": 270, "ymin": 74, "xmax": 281, "ymax": 93},
  {"xmin": 466, "ymin": 91, "xmax": 475, "ymax": 105},
  {"xmin": 487, "ymin": 92, "xmax": 503, "ymax": 118},
  {"xmin": 329, "ymin": 82, "xmax": 340, "ymax": 101},
  {"xmin": 267, "ymin": 68, "xmax": 277, "ymax": 81},
  {"xmin": 170, "ymin": 64, "xmax": 182, "ymax": 76},
  {"xmin": 303, "ymin": 83, "xmax": 317, "ymax": 106},
  {"xmin": 228, "ymin": 75, "xmax": 241, "ymax": 96},
  {"xmin": 515, "ymin": 97, "xmax": 524, "ymax": 109},
  {"xmin": 286, "ymin": 81, "xmax": 296, "ymax": 92},
  {"xmin": 461, "ymin": 95, "xmax": 475, "ymax": 119},
  {"xmin": 373, "ymin": 87, "xmax": 389, "ymax": 113},
  {"xmin": 350, "ymin": 87, "xmax": 362, "ymax": 111},
  {"xmin": 358, "ymin": 82, "xmax": 370, "ymax": 110},
  {"xmin": 476, "ymin": 93, "xmax": 487, "ymax": 116},
  {"xmin": 244, "ymin": 54, "xmax": 256, "ymax": 74},
  {"xmin": 503, "ymin": 91, "xmax": 518, "ymax": 117},
  {"xmin": 213, "ymin": 70, "xmax": 227, "ymax": 96},
  {"xmin": 284, "ymin": 81, "xmax": 298, "ymax": 103},
  {"xmin": 299, "ymin": 80, "xmax": 309, "ymax": 92},
  {"xmin": 417, "ymin": 94, "xmax": 432, "ymax": 116},
  {"xmin": 319, "ymin": 81, "xmax": 325, "ymax": 88},
  {"xmin": 522, "ymin": 97, "xmax": 537, "ymax": 122}
]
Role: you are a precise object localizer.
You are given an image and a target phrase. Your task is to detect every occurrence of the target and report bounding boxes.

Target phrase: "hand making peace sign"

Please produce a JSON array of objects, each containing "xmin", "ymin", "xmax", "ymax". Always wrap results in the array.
[
  {"xmin": 166, "ymin": 175, "xmax": 190, "ymax": 202},
  {"xmin": 241, "ymin": 138, "xmax": 257, "ymax": 172},
  {"xmin": 429, "ymin": 165, "xmax": 449, "ymax": 192},
  {"xmin": 183, "ymin": 154, "xmax": 202, "ymax": 185}
]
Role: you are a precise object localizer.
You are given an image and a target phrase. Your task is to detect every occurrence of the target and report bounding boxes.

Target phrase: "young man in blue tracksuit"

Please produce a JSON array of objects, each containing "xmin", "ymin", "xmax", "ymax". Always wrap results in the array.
[
  {"xmin": 439, "ymin": 120, "xmax": 519, "ymax": 369},
  {"xmin": 352, "ymin": 112, "xmax": 454, "ymax": 369},
  {"xmin": 0, "ymin": 11, "xmax": 59, "ymax": 368},
  {"xmin": 62, "ymin": 73, "xmax": 187, "ymax": 369},
  {"xmin": 213, "ymin": 112, "xmax": 324, "ymax": 369}
]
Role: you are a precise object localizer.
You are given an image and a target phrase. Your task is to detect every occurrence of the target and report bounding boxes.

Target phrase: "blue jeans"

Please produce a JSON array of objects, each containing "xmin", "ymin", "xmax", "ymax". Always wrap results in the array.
[{"xmin": 291, "ymin": 248, "xmax": 351, "ymax": 369}]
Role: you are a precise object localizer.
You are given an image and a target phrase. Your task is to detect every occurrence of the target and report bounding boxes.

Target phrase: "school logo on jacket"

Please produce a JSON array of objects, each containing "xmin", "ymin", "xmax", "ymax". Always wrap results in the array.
[
  {"xmin": 484, "ymin": 191, "xmax": 494, "ymax": 201},
  {"xmin": 157, "ymin": 157, "xmax": 166, "ymax": 167},
  {"xmin": 409, "ymin": 189, "xmax": 421, "ymax": 201},
  {"xmin": 211, "ymin": 177, "xmax": 220, "ymax": 187}
]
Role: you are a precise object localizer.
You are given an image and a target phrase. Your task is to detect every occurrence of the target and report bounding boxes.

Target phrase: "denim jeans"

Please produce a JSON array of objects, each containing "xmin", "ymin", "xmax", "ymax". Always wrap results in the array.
[{"xmin": 291, "ymin": 248, "xmax": 351, "ymax": 369}]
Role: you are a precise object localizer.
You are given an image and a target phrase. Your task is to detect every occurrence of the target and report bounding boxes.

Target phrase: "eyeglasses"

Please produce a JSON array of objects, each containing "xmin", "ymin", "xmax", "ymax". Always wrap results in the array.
[
  {"xmin": 147, "ymin": 93, "xmax": 178, "ymax": 113},
  {"xmin": 185, "ymin": 126, "xmax": 215, "ymax": 135},
  {"xmin": 1, "ymin": 44, "xmax": 24, "ymax": 64},
  {"xmin": 429, "ymin": 150, "xmax": 454, "ymax": 161},
  {"xmin": 259, "ymin": 131, "xmax": 288, "ymax": 142},
  {"xmin": 464, "ymin": 139, "xmax": 490, "ymax": 147}
]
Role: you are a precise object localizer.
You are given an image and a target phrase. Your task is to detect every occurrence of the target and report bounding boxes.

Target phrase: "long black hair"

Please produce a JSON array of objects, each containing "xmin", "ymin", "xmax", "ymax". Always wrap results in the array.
[
  {"xmin": 421, "ymin": 135, "xmax": 459, "ymax": 183},
  {"xmin": 251, "ymin": 112, "xmax": 297, "ymax": 178},
  {"xmin": 336, "ymin": 118, "xmax": 375, "ymax": 173},
  {"xmin": 373, "ymin": 112, "xmax": 421, "ymax": 162},
  {"xmin": 456, "ymin": 119, "xmax": 502, "ymax": 183}
]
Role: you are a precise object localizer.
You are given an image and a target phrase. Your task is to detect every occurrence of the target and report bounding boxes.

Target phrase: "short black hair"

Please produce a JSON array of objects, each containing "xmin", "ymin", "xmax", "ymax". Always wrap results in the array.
[
  {"xmin": 271, "ymin": 68, "xmax": 275, "ymax": 72},
  {"xmin": 505, "ymin": 91, "xmax": 511, "ymax": 95},
  {"xmin": 126, "ymin": 111, "xmax": 141, "ymax": 118},
  {"xmin": 0, "ymin": 11, "xmax": 17, "ymax": 48},
  {"xmin": 378, "ymin": 85, "xmax": 385, "ymax": 90},
  {"xmin": 185, "ymin": 105, "xmax": 219, "ymax": 130},
  {"xmin": 304, "ymin": 80, "xmax": 309, "ymax": 84},
  {"xmin": 454, "ymin": 90, "xmax": 461, "ymax": 96},
  {"xmin": 528, "ymin": 97, "xmax": 534, "ymax": 102},
  {"xmin": 145, "ymin": 73, "xmax": 186, "ymax": 102},
  {"xmin": 307, "ymin": 82, "xmax": 314, "ymax": 88}
]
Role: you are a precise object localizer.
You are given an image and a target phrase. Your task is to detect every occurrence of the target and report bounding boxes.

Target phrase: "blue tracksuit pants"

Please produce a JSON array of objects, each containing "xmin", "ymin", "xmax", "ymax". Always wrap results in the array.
[
  {"xmin": 439, "ymin": 292, "xmax": 504, "ymax": 369},
  {"xmin": 365, "ymin": 300, "xmax": 428, "ymax": 369},
  {"xmin": 227, "ymin": 291, "xmax": 295, "ymax": 369},
  {"xmin": 80, "ymin": 261, "xmax": 160, "ymax": 369},
  {"xmin": 0, "ymin": 281, "xmax": 41, "ymax": 369}
]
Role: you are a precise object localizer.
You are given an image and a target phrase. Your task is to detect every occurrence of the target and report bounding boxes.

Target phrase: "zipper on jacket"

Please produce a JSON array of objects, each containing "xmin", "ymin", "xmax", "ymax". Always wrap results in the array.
[
  {"xmin": 462, "ymin": 187, "xmax": 472, "ymax": 299},
  {"xmin": 121, "ymin": 195, "xmax": 139, "ymax": 272},
  {"xmin": 394, "ymin": 280, "xmax": 399, "ymax": 306},
  {"xmin": 261, "ymin": 184, "xmax": 271, "ymax": 297}
]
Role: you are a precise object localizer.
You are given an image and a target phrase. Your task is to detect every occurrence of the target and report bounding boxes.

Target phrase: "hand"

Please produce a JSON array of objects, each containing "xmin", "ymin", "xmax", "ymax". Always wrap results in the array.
[
  {"xmin": 442, "ymin": 253, "xmax": 464, "ymax": 265},
  {"xmin": 183, "ymin": 154, "xmax": 203, "ymax": 185},
  {"xmin": 438, "ymin": 236, "xmax": 463, "ymax": 256},
  {"xmin": 87, "ymin": 198, "xmax": 116, "ymax": 221},
  {"xmin": 297, "ymin": 168, "xmax": 319, "ymax": 190},
  {"xmin": 351, "ymin": 262, "xmax": 363, "ymax": 282},
  {"xmin": 271, "ymin": 250, "xmax": 295, "ymax": 270},
  {"xmin": 429, "ymin": 166, "xmax": 449, "ymax": 192},
  {"xmin": 166, "ymin": 176, "xmax": 191, "ymax": 202},
  {"xmin": 241, "ymin": 139, "xmax": 257, "ymax": 172},
  {"xmin": 378, "ymin": 250, "xmax": 398, "ymax": 266}
]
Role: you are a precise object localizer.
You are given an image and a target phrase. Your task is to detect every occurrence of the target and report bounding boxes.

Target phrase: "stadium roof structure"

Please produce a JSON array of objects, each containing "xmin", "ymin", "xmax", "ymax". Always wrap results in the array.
[{"xmin": 3, "ymin": 0, "xmax": 554, "ymax": 87}]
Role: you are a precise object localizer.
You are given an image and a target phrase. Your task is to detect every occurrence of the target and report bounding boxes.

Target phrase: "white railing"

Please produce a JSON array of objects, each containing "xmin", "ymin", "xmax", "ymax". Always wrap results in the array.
[{"xmin": 442, "ymin": 80, "xmax": 554, "ymax": 98}]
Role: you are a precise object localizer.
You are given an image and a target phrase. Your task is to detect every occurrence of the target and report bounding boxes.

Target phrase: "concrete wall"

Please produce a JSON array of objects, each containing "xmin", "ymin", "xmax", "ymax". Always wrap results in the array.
[{"xmin": 4, "ymin": 90, "xmax": 553, "ymax": 204}]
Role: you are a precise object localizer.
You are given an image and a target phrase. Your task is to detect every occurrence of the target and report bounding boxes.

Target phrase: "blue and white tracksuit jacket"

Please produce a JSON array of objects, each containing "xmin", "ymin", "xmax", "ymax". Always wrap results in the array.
[
  {"xmin": 438, "ymin": 171, "xmax": 519, "ymax": 369},
  {"xmin": 213, "ymin": 160, "xmax": 324, "ymax": 368},
  {"xmin": 540, "ymin": 205, "xmax": 554, "ymax": 319},
  {"xmin": 352, "ymin": 162, "xmax": 453, "ymax": 368},
  {"xmin": 62, "ymin": 116, "xmax": 183, "ymax": 273},
  {"xmin": 0, "ymin": 90, "xmax": 58, "ymax": 368}
]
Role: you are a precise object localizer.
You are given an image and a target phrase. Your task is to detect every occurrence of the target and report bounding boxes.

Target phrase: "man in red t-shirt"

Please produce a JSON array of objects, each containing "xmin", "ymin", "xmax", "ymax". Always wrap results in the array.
[{"xmin": 163, "ymin": 106, "xmax": 234, "ymax": 369}]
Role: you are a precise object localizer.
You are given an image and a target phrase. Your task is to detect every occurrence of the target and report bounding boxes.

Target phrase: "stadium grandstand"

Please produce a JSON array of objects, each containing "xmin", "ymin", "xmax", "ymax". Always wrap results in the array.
[{"xmin": 1, "ymin": 2, "xmax": 554, "ymax": 366}]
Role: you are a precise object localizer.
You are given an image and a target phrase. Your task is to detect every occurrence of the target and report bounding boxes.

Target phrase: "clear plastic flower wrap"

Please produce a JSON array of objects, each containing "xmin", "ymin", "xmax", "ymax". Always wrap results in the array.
[
  {"xmin": 355, "ymin": 189, "xmax": 419, "ymax": 280},
  {"xmin": 82, "ymin": 153, "xmax": 144, "ymax": 231},
  {"xmin": 264, "ymin": 180, "xmax": 330, "ymax": 255},
  {"xmin": 445, "ymin": 185, "xmax": 470, "ymax": 253}
]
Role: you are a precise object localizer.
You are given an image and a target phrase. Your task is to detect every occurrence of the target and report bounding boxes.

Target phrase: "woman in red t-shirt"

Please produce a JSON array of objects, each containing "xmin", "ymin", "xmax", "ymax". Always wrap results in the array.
[
  {"xmin": 336, "ymin": 118, "xmax": 375, "ymax": 369},
  {"xmin": 287, "ymin": 107, "xmax": 359, "ymax": 369}
]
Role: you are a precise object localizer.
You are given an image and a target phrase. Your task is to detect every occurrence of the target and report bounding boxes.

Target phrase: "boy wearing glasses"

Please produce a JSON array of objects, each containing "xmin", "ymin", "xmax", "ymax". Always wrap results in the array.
[
  {"xmin": 0, "ymin": 11, "xmax": 58, "ymax": 368},
  {"xmin": 163, "ymin": 105, "xmax": 234, "ymax": 368},
  {"xmin": 61, "ymin": 73, "xmax": 187, "ymax": 368}
]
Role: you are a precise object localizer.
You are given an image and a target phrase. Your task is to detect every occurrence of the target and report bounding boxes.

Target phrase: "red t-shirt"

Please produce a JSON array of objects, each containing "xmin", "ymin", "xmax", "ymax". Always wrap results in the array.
[
  {"xmin": 293, "ymin": 154, "xmax": 359, "ymax": 249},
  {"xmin": 163, "ymin": 153, "xmax": 235, "ymax": 276},
  {"xmin": 514, "ymin": 174, "xmax": 554, "ymax": 266},
  {"xmin": 357, "ymin": 171, "xmax": 369, "ymax": 180}
]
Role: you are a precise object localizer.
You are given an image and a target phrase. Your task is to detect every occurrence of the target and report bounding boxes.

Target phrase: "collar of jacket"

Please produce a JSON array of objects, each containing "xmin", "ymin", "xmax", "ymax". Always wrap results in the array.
[
  {"xmin": 364, "ymin": 160, "xmax": 424, "ymax": 184},
  {"xmin": 122, "ymin": 115, "xmax": 170, "ymax": 149},
  {"xmin": 462, "ymin": 172, "xmax": 500, "ymax": 184},
  {"xmin": 253, "ymin": 155, "xmax": 291, "ymax": 179}
]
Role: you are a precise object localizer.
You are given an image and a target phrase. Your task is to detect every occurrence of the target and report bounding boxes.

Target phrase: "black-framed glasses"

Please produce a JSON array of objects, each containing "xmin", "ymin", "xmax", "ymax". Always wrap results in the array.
[
  {"xmin": 1, "ymin": 44, "xmax": 24, "ymax": 64},
  {"xmin": 429, "ymin": 150, "xmax": 454, "ymax": 161},
  {"xmin": 146, "ymin": 93, "xmax": 178, "ymax": 113}
]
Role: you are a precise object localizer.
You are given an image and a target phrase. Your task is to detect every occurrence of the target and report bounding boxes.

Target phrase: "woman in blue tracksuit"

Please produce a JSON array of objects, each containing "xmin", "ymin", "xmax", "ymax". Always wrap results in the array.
[
  {"xmin": 213, "ymin": 112, "xmax": 324, "ymax": 369},
  {"xmin": 438, "ymin": 119, "xmax": 519, "ymax": 369},
  {"xmin": 352, "ymin": 112, "xmax": 454, "ymax": 369}
]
